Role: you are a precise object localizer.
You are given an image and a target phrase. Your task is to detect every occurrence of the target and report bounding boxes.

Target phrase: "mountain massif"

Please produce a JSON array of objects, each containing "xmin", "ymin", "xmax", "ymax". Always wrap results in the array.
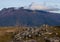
[{"xmin": 0, "ymin": 7, "xmax": 60, "ymax": 26}]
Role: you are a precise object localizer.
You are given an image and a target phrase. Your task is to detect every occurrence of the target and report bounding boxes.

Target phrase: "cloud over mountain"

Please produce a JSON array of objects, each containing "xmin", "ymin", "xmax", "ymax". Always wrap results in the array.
[
  {"xmin": 29, "ymin": 3, "xmax": 48, "ymax": 10},
  {"xmin": 27, "ymin": 3, "xmax": 60, "ymax": 13}
]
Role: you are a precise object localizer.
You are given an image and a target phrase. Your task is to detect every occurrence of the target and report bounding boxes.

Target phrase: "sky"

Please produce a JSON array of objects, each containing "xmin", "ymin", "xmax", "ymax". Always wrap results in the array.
[{"xmin": 0, "ymin": 0, "xmax": 60, "ymax": 13}]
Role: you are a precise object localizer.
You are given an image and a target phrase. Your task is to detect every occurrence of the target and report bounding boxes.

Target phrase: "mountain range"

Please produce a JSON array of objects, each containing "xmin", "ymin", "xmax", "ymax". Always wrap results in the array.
[{"xmin": 0, "ymin": 7, "xmax": 60, "ymax": 26}]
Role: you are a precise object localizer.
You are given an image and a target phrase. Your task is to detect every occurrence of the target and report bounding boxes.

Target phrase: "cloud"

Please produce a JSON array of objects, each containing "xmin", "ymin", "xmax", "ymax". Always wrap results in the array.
[
  {"xmin": 26, "ymin": 3, "xmax": 60, "ymax": 13},
  {"xmin": 29, "ymin": 3, "xmax": 48, "ymax": 10},
  {"xmin": 45, "ymin": 8, "xmax": 60, "ymax": 11}
]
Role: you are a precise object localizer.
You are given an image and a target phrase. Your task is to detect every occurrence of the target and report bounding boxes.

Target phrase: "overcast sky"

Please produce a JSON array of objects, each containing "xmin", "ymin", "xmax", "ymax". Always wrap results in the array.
[{"xmin": 0, "ymin": 0, "xmax": 60, "ymax": 10}]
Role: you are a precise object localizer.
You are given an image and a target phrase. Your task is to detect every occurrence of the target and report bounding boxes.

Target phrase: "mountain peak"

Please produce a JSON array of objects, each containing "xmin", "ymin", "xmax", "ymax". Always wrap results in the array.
[{"xmin": 0, "ymin": 8, "xmax": 60, "ymax": 26}]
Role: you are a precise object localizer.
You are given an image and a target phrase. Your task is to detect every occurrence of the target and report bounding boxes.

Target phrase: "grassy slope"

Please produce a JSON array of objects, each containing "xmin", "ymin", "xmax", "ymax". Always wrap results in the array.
[{"xmin": 0, "ymin": 26, "xmax": 60, "ymax": 42}]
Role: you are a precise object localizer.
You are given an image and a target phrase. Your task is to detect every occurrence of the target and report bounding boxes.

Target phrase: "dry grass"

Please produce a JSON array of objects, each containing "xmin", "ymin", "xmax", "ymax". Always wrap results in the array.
[
  {"xmin": 0, "ymin": 26, "xmax": 30, "ymax": 42},
  {"xmin": 0, "ymin": 26, "xmax": 60, "ymax": 42}
]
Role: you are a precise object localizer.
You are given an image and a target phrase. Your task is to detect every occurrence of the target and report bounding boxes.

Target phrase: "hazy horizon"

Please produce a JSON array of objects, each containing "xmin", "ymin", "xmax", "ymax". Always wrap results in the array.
[
  {"xmin": 0, "ymin": 0, "xmax": 60, "ymax": 9},
  {"xmin": 0, "ymin": 0, "xmax": 60, "ymax": 13}
]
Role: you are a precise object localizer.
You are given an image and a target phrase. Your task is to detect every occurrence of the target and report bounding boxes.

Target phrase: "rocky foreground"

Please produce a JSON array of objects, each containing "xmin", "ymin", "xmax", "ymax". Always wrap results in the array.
[{"xmin": 0, "ymin": 25, "xmax": 60, "ymax": 42}]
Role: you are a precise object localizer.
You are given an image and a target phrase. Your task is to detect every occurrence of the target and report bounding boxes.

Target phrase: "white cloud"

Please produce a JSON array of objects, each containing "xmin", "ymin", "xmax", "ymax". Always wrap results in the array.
[
  {"xmin": 25, "ymin": 3, "xmax": 60, "ymax": 13},
  {"xmin": 29, "ymin": 3, "xmax": 48, "ymax": 10}
]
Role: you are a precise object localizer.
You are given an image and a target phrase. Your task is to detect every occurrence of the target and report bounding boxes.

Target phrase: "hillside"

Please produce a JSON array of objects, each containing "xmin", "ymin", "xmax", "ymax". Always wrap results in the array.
[
  {"xmin": 0, "ymin": 26, "xmax": 60, "ymax": 42},
  {"xmin": 0, "ymin": 7, "xmax": 60, "ymax": 26}
]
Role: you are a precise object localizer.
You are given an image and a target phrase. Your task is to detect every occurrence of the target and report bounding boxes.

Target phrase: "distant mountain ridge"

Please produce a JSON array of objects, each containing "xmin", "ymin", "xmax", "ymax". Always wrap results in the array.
[{"xmin": 0, "ymin": 7, "xmax": 60, "ymax": 26}]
